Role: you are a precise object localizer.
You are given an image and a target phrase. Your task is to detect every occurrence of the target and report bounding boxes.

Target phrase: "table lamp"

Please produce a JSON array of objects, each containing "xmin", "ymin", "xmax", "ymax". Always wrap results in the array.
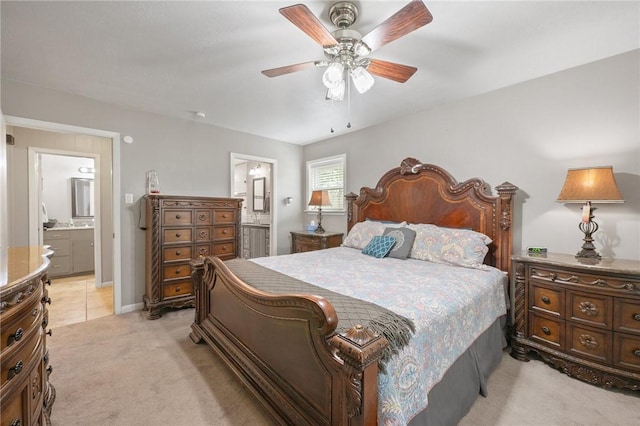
[
  {"xmin": 556, "ymin": 166, "xmax": 624, "ymax": 259},
  {"xmin": 308, "ymin": 190, "xmax": 331, "ymax": 233}
]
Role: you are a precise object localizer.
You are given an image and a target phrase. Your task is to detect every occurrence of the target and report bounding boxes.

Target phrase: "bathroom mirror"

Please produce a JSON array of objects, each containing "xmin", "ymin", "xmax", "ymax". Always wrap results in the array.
[
  {"xmin": 253, "ymin": 177, "xmax": 265, "ymax": 212},
  {"xmin": 72, "ymin": 178, "xmax": 94, "ymax": 218}
]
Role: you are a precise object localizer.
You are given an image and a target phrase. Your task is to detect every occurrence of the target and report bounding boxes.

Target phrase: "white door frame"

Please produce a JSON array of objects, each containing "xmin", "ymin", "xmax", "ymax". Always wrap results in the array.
[
  {"xmin": 6, "ymin": 116, "xmax": 123, "ymax": 314},
  {"xmin": 230, "ymin": 152, "xmax": 277, "ymax": 256}
]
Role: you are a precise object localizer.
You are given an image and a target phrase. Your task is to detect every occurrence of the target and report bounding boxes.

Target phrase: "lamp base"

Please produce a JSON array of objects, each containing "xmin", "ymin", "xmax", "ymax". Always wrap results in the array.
[
  {"xmin": 575, "ymin": 216, "xmax": 601, "ymax": 260},
  {"xmin": 314, "ymin": 224, "xmax": 325, "ymax": 234}
]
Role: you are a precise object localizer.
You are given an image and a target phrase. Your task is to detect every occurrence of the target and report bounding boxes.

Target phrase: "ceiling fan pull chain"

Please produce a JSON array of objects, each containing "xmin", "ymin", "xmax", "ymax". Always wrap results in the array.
[{"xmin": 347, "ymin": 73, "xmax": 351, "ymax": 129}]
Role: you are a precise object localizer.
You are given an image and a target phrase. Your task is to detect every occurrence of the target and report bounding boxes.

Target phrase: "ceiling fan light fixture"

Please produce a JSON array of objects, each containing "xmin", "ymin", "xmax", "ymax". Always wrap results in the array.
[
  {"xmin": 326, "ymin": 79, "xmax": 345, "ymax": 101},
  {"xmin": 350, "ymin": 66, "xmax": 375, "ymax": 94},
  {"xmin": 322, "ymin": 62, "xmax": 344, "ymax": 89}
]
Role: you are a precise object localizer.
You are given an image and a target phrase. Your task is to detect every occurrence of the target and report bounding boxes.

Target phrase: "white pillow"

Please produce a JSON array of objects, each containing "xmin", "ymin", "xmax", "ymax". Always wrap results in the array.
[{"xmin": 342, "ymin": 220, "xmax": 406, "ymax": 250}]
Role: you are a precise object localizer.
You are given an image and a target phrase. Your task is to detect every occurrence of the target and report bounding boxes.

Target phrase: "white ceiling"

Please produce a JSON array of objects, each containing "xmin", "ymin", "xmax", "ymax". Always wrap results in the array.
[{"xmin": 1, "ymin": 1, "xmax": 638, "ymax": 145}]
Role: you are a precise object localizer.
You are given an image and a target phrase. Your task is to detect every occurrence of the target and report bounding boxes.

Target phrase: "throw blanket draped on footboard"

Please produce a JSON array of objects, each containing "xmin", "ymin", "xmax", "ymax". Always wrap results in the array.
[{"xmin": 225, "ymin": 258, "xmax": 415, "ymax": 370}]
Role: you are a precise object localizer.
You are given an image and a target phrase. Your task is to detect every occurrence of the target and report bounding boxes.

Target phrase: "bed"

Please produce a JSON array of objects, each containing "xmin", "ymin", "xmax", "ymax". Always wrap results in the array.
[{"xmin": 190, "ymin": 158, "xmax": 518, "ymax": 425}]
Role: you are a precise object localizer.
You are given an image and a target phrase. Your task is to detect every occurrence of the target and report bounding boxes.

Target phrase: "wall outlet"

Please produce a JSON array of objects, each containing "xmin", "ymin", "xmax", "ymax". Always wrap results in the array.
[{"xmin": 125, "ymin": 193, "xmax": 133, "ymax": 204}]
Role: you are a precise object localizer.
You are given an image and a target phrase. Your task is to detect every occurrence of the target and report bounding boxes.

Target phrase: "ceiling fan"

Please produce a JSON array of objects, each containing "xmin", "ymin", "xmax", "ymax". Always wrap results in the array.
[{"xmin": 262, "ymin": 0, "xmax": 433, "ymax": 101}]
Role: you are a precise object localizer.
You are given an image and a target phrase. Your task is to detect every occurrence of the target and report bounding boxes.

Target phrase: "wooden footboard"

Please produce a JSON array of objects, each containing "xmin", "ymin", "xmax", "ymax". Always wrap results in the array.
[{"xmin": 190, "ymin": 256, "xmax": 388, "ymax": 425}]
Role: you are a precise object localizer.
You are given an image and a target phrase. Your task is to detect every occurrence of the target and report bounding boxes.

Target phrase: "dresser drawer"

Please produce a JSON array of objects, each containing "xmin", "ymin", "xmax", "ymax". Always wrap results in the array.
[
  {"xmin": 530, "ymin": 283, "xmax": 563, "ymax": 317},
  {"xmin": 214, "ymin": 226, "xmax": 235, "ymax": 240},
  {"xmin": 214, "ymin": 210, "xmax": 235, "ymax": 224},
  {"xmin": 567, "ymin": 323, "xmax": 611, "ymax": 363},
  {"xmin": 0, "ymin": 380, "xmax": 27, "ymax": 426},
  {"xmin": 196, "ymin": 210, "xmax": 212, "ymax": 225},
  {"xmin": 613, "ymin": 332, "xmax": 640, "ymax": 372},
  {"xmin": 162, "ymin": 264, "xmax": 191, "ymax": 280},
  {"xmin": 163, "ymin": 228, "xmax": 192, "ymax": 243},
  {"xmin": 1, "ymin": 328, "xmax": 41, "ymax": 387},
  {"xmin": 163, "ymin": 210, "xmax": 193, "ymax": 226},
  {"xmin": 214, "ymin": 242, "xmax": 235, "ymax": 258},
  {"xmin": 528, "ymin": 312, "xmax": 563, "ymax": 350},
  {"xmin": 196, "ymin": 227, "xmax": 211, "ymax": 242},
  {"xmin": 567, "ymin": 291, "xmax": 612, "ymax": 329},
  {"xmin": 162, "ymin": 280, "xmax": 193, "ymax": 299},
  {"xmin": 162, "ymin": 246, "xmax": 192, "ymax": 262},
  {"xmin": 614, "ymin": 298, "xmax": 640, "ymax": 334},
  {"xmin": 0, "ymin": 295, "xmax": 42, "ymax": 352},
  {"xmin": 195, "ymin": 244, "xmax": 211, "ymax": 258}
]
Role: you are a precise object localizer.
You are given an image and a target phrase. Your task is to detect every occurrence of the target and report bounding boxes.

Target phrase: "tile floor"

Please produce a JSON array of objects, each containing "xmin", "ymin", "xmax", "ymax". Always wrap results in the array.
[{"xmin": 46, "ymin": 274, "xmax": 113, "ymax": 328}]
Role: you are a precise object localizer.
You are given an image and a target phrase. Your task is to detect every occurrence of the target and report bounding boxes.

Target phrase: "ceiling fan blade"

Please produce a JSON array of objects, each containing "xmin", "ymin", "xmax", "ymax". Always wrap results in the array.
[
  {"xmin": 261, "ymin": 61, "xmax": 318, "ymax": 78},
  {"xmin": 360, "ymin": 0, "xmax": 433, "ymax": 53},
  {"xmin": 279, "ymin": 4, "xmax": 338, "ymax": 47},
  {"xmin": 367, "ymin": 59, "xmax": 417, "ymax": 83}
]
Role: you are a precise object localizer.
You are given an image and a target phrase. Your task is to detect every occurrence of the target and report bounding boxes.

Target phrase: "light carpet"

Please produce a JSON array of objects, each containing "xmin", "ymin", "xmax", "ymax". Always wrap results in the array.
[{"xmin": 48, "ymin": 309, "xmax": 639, "ymax": 426}]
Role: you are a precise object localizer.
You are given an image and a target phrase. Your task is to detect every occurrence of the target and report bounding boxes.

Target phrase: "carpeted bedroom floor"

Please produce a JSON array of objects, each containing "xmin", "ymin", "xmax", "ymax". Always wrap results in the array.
[{"xmin": 48, "ymin": 308, "xmax": 639, "ymax": 426}]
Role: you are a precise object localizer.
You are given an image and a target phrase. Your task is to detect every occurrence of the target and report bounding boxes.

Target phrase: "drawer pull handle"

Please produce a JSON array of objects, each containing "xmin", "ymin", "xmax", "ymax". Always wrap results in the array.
[
  {"xmin": 579, "ymin": 301, "xmax": 599, "ymax": 317},
  {"xmin": 578, "ymin": 334, "xmax": 598, "ymax": 350},
  {"xmin": 46, "ymin": 329, "xmax": 53, "ymax": 337},
  {"xmin": 541, "ymin": 326, "xmax": 551, "ymax": 335},
  {"xmin": 222, "ymin": 229, "xmax": 227, "ymax": 234},
  {"xmin": 176, "ymin": 214, "xmax": 181, "ymax": 219},
  {"xmin": 634, "ymin": 350, "xmax": 640, "ymax": 358},
  {"xmin": 541, "ymin": 296, "xmax": 550, "ymax": 304},
  {"xmin": 175, "ymin": 250, "xmax": 181, "ymax": 255},
  {"xmin": 175, "ymin": 269, "xmax": 182, "ymax": 274},
  {"xmin": 10, "ymin": 360, "xmax": 24, "ymax": 377},
  {"xmin": 42, "ymin": 316, "xmax": 49, "ymax": 329},
  {"xmin": 633, "ymin": 314, "xmax": 640, "ymax": 321},
  {"xmin": 45, "ymin": 279, "xmax": 51, "ymax": 286},
  {"xmin": 199, "ymin": 214, "xmax": 206, "ymax": 220},
  {"xmin": 175, "ymin": 287, "xmax": 181, "ymax": 292},
  {"xmin": 221, "ymin": 245, "xmax": 228, "ymax": 251},
  {"xmin": 10, "ymin": 328, "xmax": 24, "ymax": 343},
  {"xmin": 176, "ymin": 233, "xmax": 182, "ymax": 238},
  {"xmin": 46, "ymin": 365, "xmax": 53, "ymax": 375},
  {"xmin": 43, "ymin": 296, "xmax": 52, "ymax": 305},
  {"xmin": 32, "ymin": 308, "xmax": 39, "ymax": 316},
  {"xmin": 222, "ymin": 214, "xmax": 228, "ymax": 218}
]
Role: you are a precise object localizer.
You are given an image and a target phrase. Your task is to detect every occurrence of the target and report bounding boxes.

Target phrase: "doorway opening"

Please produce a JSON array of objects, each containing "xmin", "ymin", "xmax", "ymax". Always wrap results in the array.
[{"xmin": 230, "ymin": 153, "xmax": 278, "ymax": 257}]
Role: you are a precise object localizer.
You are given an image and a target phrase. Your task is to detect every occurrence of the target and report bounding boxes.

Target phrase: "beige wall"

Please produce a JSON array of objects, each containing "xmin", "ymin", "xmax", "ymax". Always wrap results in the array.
[
  {"xmin": 304, "ymin": 50, "xmax": 640, "ymax": 260},
  {"xmin": 6, "ymin": 126, "xmax": 114, "ymax": 283}
]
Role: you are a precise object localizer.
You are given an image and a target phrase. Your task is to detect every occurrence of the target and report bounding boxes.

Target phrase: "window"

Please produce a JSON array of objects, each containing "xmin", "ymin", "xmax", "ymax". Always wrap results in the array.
[{"xmin": 306, "ymin": 154, "xmax": 346, "ymax": 212}]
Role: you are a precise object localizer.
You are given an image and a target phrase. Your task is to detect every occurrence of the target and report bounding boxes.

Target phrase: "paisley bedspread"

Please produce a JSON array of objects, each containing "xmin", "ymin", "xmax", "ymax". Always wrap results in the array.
[{"xmin": 251, "ymin": 246, "xmax": 507, "ymax": 425}]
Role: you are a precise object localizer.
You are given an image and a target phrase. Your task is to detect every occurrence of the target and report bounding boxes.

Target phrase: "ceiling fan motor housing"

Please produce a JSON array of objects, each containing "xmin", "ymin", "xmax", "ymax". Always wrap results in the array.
[{"xmin": 329, "ymin": 2, "xmax": 358, "ymax": 29}]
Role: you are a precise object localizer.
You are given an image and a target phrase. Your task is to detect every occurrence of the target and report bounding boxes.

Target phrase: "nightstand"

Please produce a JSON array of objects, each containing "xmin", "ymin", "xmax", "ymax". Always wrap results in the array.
[
  {"xmin": 290, "ymin": 231, "xmax": 343, "ymax": 253},
  {"xmin": 511, "ymin": 252, "xmax": 640, "ymax": 391}
]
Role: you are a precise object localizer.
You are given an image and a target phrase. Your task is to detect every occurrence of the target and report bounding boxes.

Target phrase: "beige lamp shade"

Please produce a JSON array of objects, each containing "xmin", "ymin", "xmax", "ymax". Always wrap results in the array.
[
  {"xmin": 556, "ymin": 166, "xmax": 624, "ymax": 203},
  {"xmin": 308, "ymin": 190, "xmax": 332, "ymax": 207}
]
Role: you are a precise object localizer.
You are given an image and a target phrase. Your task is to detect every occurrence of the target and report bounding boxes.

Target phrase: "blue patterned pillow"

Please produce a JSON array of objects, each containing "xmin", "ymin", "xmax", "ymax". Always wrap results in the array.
[{"xmin": 362, "ymin": 235, "xmax": 396, "ymax": 258}]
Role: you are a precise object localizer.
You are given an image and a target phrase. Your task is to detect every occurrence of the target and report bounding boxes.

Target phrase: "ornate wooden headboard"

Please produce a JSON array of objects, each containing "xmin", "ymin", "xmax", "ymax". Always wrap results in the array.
[{"xmin": 346, "ymin": 158, "xmax": 518, "ymax": 275}]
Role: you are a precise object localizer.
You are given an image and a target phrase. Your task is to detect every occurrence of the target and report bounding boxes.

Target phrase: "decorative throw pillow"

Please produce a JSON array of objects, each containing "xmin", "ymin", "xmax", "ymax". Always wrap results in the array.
[
  {"xmin": 362, "ymin": 235, "xmax": 396, "ymax": 258},
  {"xmin": 343, "ymin": 220, "xmax": 406, "ymax": 250},
  {"xmin": 407, "ymin": 223, "xmax": 492, "ymax": 269},
  {"xmin": 383, "ymin": 227, "xmax": 416, "ymax": 260}
]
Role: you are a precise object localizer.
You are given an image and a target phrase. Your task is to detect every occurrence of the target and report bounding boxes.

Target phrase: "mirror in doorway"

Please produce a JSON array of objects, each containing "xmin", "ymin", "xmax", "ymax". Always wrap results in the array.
[
  {"xmin": 253, "ymin": 177, "xmax": 266, "ymax": 212},
  {"xmin": 72, "ymin": 178, "xmax": 95, "ymax": 218}
]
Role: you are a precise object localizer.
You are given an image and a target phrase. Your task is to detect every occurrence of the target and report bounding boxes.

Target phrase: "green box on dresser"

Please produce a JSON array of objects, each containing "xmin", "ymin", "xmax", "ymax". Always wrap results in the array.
[{"xmin": 511, "ymin": 252, "xmax": 640, "ymax": 391}]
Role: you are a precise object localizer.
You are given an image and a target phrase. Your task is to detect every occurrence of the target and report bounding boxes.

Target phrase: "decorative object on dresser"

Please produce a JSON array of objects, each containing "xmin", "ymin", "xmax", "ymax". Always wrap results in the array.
[
  {"xmin": 143, "ymin": 195, "xmax": 241, "ymax": 320},
  {"xmin": 307, "ymin": 190, "xmax": 331, "ymax": 233},
  {"xmin": 1, "ymin": 247, "xmax": 55, "ymax": 425},
  {"xmin": 511, "ymin": 252, "xmax": 640, "ymax": 391},
  {"xmin": 556, "ymin": 166, "xmax": 624, "ymax": 259},
  {"xmin": 290, "ymin": 231, "xmax": 343, "ymax": 253}
]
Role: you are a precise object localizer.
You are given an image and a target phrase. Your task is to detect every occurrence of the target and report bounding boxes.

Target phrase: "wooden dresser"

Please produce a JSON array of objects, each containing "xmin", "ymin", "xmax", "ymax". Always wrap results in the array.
[
  {"xmin": 290, "ymin": 231, "xmax": 343, "ymax": 253},
  {"xmin": 511, "ymin": 252, "xmax": 640, "ymax": 390},
  {"xmin": 1, "ymin": 246, "xmax": 55, "ymax": 425},
  {"xmin": 144, "ymin": 195, "xmax": 242, "ymax": 319}
]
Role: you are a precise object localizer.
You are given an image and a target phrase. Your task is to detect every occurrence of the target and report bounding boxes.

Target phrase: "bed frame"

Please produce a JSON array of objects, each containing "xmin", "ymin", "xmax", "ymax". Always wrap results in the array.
[{"xmin": 190, "ymin": 158, "xmax": 517, "ymax": 425}]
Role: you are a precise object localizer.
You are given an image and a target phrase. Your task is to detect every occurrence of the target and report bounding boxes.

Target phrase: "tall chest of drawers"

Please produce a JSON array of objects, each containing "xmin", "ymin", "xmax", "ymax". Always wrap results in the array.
[
  {"xmin": 144, "ymin": 195, "xmax": 242, "ymax": 319},
  {"xmin": 1, "ymin": 247, "xmax": 55, "ymax": 426},
  {"xmin": 511, "ymin": 252, "xmax": 640, "ymax": 391}
]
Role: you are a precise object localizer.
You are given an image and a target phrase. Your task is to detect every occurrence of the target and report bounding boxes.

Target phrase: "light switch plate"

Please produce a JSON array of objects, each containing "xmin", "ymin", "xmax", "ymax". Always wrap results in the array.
[{"xmin": 125, "ymin": 193, "xmax": 133, "ymax": 204}]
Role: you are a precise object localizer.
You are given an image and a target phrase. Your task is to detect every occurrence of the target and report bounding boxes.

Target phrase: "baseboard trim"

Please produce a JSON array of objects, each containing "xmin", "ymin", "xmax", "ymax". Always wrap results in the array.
[{"xmin": 120, "ymin": 302, "xmax": 144, "ymax": 314}]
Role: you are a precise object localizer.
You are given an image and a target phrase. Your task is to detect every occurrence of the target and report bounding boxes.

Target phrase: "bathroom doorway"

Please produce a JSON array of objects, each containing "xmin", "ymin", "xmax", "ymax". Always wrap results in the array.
[{"xmin": 230, "ymin": 153, "xmax": 278, "ymax": 258}]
